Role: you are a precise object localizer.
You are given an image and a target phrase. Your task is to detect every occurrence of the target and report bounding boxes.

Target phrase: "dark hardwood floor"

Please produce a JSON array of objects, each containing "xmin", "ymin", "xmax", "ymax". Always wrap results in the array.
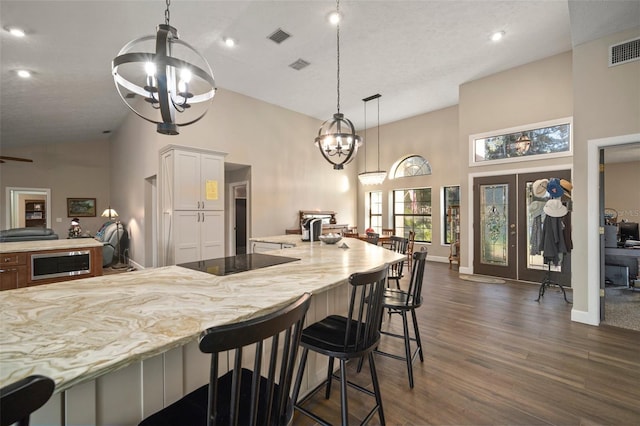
[{"xmin": 292, "ymin": 261, "xmax": 640, "ymax": 425}]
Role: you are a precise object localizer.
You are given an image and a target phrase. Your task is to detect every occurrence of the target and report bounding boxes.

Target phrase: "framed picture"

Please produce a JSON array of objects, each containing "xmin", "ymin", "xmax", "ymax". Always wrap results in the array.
[{"xmin": 67, "ymin": 198, "xmax": 96, "ymax": 217}]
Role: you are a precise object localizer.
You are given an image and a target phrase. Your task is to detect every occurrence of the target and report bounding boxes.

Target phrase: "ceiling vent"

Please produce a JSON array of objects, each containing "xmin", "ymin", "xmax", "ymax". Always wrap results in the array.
[
  {"xmin": 268, "ymin": 28, "xmax": 291, "ymax": 44},
  {"xmin": 609, "ymin": 37, "xmax": 640, "ymax": 67},
  {"xmin": 289, "ymin": 59, "xmax": 310, "ymax": 71}
]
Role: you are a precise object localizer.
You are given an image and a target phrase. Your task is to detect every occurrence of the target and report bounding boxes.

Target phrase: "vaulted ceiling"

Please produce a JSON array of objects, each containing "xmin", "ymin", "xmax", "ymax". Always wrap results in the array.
[{"xmin": 1, "ymin": 1, "xmax": 638, "ymax": 149}]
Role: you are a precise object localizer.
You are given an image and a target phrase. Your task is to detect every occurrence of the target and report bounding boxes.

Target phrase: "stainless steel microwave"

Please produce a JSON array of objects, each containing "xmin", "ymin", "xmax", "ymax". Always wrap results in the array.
[{"xmin": 30, "ymin": 250, "xmax": 91, "ymax": 281}]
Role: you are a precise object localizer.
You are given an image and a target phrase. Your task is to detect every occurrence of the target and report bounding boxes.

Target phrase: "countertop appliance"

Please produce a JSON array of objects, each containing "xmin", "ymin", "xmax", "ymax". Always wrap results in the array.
[
  {"xmin": 302, "ymin": 218, "xmax": 322, "ymax": 242},
  {"xmin": 177, "ymin": 253, "xmax": 300, "ymax": 276}
]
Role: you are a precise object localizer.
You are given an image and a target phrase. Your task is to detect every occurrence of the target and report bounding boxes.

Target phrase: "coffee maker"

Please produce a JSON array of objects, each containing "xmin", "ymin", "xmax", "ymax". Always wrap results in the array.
[{"xmin": 301, "ymin": 218, "xmax": 322, "ymax": 242}]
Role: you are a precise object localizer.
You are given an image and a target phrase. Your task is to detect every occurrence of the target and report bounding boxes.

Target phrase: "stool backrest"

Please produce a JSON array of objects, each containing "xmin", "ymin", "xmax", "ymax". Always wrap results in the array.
[
  {"xmin": 405, "ymin": 250, "xmax": 428, "ymax": 307},
  {"xmin": 344, "ymin": 264, "xmax": 388, "ymax": 353},
  {"xmin": 388, "ymin": 236, "xmax": 409, "ymax": 277},
  {"xmin": 0, "ymin": 375, "xmax": 55, "ymax": 426},
  {"xmin": 366, "ymin": 232, "xmax": 380, "ymax": 245},
  {"xmin": 198, "ymin": 293, "xmax": 311, "ymax": 426}
]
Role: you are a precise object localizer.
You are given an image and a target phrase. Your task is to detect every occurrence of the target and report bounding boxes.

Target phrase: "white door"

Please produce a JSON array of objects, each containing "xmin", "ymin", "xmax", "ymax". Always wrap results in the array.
[
  {"xmin": 201, "ymin": 210, "xmax": 224, "ymax": 260},
  {"xmin": 173, "ymin": 151, "xmax": 201, "ymax": 210},
  {"xmin": 174, "ymin": 211, "xmax": 200, "ymax": 264},
  {"xmin": 200, "ymin": 153, "xmax": 224, "ymax": 211}
]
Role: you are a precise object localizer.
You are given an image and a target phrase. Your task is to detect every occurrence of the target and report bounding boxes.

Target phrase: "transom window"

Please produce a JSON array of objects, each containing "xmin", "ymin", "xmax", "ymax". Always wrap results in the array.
[
  {"xmin": 393, "ymin": 188, "xmax": 432, "ymax": 243},
  {"xmin": 393, "ymin": 155, "xmax": 432, "ymax": 178}
]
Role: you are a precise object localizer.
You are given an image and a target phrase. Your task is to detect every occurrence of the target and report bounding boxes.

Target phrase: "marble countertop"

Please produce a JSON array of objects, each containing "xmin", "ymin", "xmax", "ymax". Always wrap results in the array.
[
  {"xmin": 0, "ymin": 237, "xmax": 403, "ymax": 392},
  {"xmin": 0, "ymin": 238, "xmax": 102, "ymax": 253}
]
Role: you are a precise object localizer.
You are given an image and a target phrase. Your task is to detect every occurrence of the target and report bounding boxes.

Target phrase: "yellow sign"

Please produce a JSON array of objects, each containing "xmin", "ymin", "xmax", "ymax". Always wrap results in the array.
[{"xmin": 206, "ymin": 180, "xmax": 218, "ymax": 200}]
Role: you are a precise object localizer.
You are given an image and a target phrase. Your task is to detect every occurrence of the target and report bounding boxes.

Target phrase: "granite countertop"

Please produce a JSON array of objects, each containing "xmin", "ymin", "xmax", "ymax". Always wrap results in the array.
[
  {"xmin": 0, "ymin": 238, "xmax": 102, "ymax": 253},
  {"xmin": 0, "ymin": 237, "xmax": 403, "ymax": 392}
]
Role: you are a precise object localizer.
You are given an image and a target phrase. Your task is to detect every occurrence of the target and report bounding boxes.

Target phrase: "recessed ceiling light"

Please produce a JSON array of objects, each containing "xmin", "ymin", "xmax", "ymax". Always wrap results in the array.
[
  {"xmin": 328, "ymin": 11, "xmax": 341, "ymax": 25},
  {"xmin": 8, "ymin": 27, "xmax": 26, "ymax": 37},
  {"xmin": 16, "ymin": 70, "xmax": 31, "ymax": 78},
  {"xmin": 491, "ymin": 31, "xmax": 505, "ymax": 42},
  {"xmin": 223, "ymin": 37, "xmax": 236, "ymax": 48}
]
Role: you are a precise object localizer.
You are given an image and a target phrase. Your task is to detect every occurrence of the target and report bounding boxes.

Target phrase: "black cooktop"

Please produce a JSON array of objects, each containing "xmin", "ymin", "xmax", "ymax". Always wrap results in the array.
[{"xmin": 177, "ymin": 253, "xmax": 300, "ymax": 276}]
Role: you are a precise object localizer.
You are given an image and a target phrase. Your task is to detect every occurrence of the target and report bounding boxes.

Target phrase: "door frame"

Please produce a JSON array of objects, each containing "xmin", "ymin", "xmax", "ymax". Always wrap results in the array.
[
  {"xmin": 227, "ymin": 180, "xmax": 249, "ymax": 256},
  {"xmin": 466, "ymin": 163, "xmax": 573, "ymax": 276}
]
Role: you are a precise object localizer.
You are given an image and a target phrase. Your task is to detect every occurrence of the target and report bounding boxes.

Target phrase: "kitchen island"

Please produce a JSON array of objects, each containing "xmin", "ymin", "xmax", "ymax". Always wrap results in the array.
[{"xmin": 0, "ymin": 235, "xmax": 403, "ymax": 425}]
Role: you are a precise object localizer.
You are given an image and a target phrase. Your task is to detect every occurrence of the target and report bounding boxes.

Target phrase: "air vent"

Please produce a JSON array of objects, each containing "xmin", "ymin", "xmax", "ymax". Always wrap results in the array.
[
  {"xmin": 609, "ymin": 37, "xmax": 640, "ymax": 67},
  {"xmin": 268, "ymin": 28, "xmax": 291, "ymax": 44},
  {"xmin": 289, "ymin": 59, "xmax": 310, "ymax": 71}
]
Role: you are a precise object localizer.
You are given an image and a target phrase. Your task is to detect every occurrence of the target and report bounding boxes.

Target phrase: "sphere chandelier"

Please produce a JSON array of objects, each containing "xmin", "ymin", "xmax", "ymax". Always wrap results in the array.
[
  {"xmin": 315, "ymin": 0, "xmax": 362, "ymax": 170},
  {"xmin": 112, "ymin": 0, "xmax": 216, "ymax": 135}
]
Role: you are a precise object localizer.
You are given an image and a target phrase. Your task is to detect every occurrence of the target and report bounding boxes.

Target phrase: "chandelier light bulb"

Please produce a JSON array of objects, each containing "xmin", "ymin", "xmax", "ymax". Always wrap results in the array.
[
  {"xmin": 17, "ymin": 70, "xmax": 31, "ymax": 78},
  {"xmin": 329, "ymin": 12, "xmax": 341, "ymax": 25},
  {"xmin": 9, "ymin": 27, "xmax": 26, "ymax": 37},
  {"xmin": 491, "ymin": 30, "xmax": 505, "ymax": 42}
]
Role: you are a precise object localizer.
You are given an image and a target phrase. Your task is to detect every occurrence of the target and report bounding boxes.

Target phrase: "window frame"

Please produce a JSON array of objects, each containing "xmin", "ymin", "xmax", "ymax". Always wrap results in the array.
[
  {"xmin": 442, "ymin": 185, "xmax": 460, "ymax": 245},
  {"xmin": 367, "ymin": 191, "xmax": 383, "ymax": 234},
  {"xmin": 392, "ymin": 187, "xmax": 432, "ymax": 243}
]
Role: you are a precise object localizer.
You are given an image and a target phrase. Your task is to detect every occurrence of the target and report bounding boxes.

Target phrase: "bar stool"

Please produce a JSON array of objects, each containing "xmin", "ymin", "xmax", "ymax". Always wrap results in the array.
[
  {"xmin": 387, "ymin": 236, "xmax": 409, "ymax": 289},
  {"xmin": 0, "ymin": 375, "xmax": 55, "ymax": 426},
  {"xmin": 377, "ymin": 250, "xmax": 427, "ymax": 388},
  {"xmin": 292, "ymin": 264, "xmax": 388, "ymax": 425},
  {"xmin": 139, "ymin": 293, "xmax": 311, "ymax": 426}
]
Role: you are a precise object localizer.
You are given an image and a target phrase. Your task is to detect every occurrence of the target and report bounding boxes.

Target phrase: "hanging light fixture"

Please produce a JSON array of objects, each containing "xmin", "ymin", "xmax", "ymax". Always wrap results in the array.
[
  {"xmin": 112, "ymin": 0, "xmax": 216, "ymax": 135},
  {"xmin": 315, "ymin": 0, "xmax": 362, "ymax": 170},
  {"xmin": 358, "ymin": 94, "xmax": 387, "ymax": 185}
]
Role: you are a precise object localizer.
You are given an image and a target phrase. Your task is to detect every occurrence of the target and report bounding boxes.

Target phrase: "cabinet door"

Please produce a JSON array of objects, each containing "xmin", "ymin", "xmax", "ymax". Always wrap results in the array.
[
  {"xmin": 173, "ymin": 211, "xmax": 201, "ymax": 264},
  {"xmin": 0, "ymin": 266, "xmax": 27, "ymax": 290},
  {"xmin": 200, "ymin": 154, "xmax": 224, "ymax": 211},
  {"xmin": 173, "ymin": 151, "xmax": 202, "ymax": 210},
  {"xmin": 201, "ymin": 211, "xmax": 224, "ymax": 259}
]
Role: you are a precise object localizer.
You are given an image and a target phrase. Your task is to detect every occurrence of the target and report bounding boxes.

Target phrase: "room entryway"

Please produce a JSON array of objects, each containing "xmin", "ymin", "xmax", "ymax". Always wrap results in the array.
[{"xmin": 473, "ymin": 169, "xmax": 572, "ymax": 285}]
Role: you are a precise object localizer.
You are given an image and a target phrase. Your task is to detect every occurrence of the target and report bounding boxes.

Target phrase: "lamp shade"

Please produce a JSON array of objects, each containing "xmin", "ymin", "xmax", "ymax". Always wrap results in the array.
[
  {"xmin": 101, "ymin": 208, "xmax": 119, "ymax": 219},
  {"xmin": 358, "ymin": 171, "xmax": 387, "ymax": 185}
]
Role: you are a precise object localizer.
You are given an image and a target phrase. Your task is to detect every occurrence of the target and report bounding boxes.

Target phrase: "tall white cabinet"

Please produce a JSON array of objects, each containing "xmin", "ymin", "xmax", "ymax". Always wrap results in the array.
[{"xmin": 160, "ymin": 145, "xmax": 227, "ymax": 266}]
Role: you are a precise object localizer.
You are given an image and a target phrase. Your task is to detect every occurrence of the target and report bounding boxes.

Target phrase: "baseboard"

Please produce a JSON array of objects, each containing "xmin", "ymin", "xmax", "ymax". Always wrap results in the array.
[
  {"xmin": 129, "ymin": 259, "xmax": 145, "ymax": 270},
  {"xmin": 571, "ymin": 308, "xmax": 599, "ymax": 326}
]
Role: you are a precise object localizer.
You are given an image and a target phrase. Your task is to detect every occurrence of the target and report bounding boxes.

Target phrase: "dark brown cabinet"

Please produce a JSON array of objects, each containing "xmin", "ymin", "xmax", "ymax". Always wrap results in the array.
[
  {"xmin": 0, "ymin": 253, "xmax": 27, "ymax": 291},
  {"xmin": 25, "ymin": 200, "xmax": 46, "ymax": 228}
]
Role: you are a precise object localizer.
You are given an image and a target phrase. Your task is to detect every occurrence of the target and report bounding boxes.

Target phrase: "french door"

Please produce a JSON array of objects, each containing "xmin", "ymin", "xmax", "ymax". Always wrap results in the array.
[{"xmin": 473, "ymin": 170, "xmax": 571, "ymax": 284}]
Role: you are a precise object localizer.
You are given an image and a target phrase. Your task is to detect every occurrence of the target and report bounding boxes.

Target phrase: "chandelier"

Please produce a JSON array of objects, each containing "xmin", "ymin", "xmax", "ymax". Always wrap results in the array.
[
  {"xmin": 315, "ymin": 0, "xmax": 362, "ymax": 170},
  {"xmin": 112, "ymin": 0, "xmax": 216, "ymax": 135},
  {"xmin": 358, "ymin": 94, "xmax": 387, "ymax": 185}
]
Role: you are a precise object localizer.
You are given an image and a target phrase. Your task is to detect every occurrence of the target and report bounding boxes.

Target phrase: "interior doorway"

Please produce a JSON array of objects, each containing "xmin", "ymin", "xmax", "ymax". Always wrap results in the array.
[
  {"xmin": 5, "ymin": 187, "xmax": 51, "ymax": 229},
  {"xmin": 473, "ymin": 169, "xmax": 572, "ymax": 285}
]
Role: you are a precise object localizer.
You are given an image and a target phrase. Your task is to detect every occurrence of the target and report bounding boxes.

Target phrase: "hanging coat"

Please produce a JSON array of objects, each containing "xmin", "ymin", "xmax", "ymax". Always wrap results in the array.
[{"xmin": 539, "ymin": 215, "xmax": 568, "ymax": 266}]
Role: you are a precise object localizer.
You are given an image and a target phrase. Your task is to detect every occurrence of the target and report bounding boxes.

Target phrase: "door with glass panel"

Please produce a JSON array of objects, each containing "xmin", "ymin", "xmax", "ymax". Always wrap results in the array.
[
  {"xmin": 473, "ymin": 170, "xmax": 571, "ymax": 283},
  {"xmin": 473, "ymin": 175, "xmax": 517, "ymax": 279}
]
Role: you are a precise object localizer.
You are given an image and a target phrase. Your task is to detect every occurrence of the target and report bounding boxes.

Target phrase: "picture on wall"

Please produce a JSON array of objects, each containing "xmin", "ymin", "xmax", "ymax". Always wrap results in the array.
[{"xmin": 67, "ymin": 198, "xmax": 96, "ymax": 217}]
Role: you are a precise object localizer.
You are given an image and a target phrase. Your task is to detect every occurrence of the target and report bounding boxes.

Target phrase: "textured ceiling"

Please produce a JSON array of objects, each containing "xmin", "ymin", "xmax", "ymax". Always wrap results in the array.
[{"xmin": 0, "ymin": 0, "xmax": 638, "ymax": 150}]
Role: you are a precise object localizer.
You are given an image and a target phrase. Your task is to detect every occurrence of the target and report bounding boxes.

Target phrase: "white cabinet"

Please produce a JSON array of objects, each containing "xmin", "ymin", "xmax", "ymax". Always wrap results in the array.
[{"xmin": 160, "ymin": 145, "xmax": 227, "ymax": 266}]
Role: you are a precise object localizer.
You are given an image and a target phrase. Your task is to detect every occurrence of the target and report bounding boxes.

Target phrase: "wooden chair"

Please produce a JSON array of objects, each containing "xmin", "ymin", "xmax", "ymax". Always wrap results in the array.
[
  {"xmin": 366, "ymin": 232, "xmax": 380, "ymax": 245},
  {"xmin": 406, "ymin": 230, "xmax": 416, "ymax": 270},
  {"xmin": 377, "ymin": 250, "xmax": 428, "ymax": 388},
  {"xmin": 0, "ymin": 375, "xmax": 55, "ymax": 426},
  {"xmin": 139, "ymin": 293, "xmax": 311, "ymax": 426},
  {"xmin": 387, "ymin": 236, "xmax": 409, "ymax": 289},
  {"xmin": 292, "ymin": 265, "xmax": 388, "ymax": 425},
  {"xmin": 381, "ymin": 228, "xmax": 394, "ymax": 236}
]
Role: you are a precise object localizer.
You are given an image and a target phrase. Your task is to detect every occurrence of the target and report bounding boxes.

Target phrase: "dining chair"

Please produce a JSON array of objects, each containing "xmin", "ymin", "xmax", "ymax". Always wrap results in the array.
[
  {"xmin": 292, "ymin": 264, "xmax": 388, "ymax": 425},
  {"xmin": 405, "ymin": 230, "xmax": 416, "ymax": 270},
  {"xmin": 366, "ymin": 232, "xmax": 380, "ymax": 245},
  {"xmin": 139, "ymin": 293, "xmax": 311, "ymax": 426},
  {"xmin": 387, "ymin": 236, "xmax": 409, "ymax": 289},
  {"xmin": 0, "ymin": 375, "xmax": 55, "ymax": 426}
]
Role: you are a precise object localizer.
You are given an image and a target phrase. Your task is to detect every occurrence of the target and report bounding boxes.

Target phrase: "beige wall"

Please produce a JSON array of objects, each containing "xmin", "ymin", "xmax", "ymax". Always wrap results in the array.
[
  {"xmin": 572, "ymin": 26, "xmax": 640, "ymax": 319},
  {"xmin": 0, "ymin": 140, "xmax": 111, "ymax": 237},
  {"xmin": 458, "ymin": 51, "xmax": 574, "ymax": 272},
  {"xmin": 604, "ymin": 160, "xmax": 640, "ymax": 223}
]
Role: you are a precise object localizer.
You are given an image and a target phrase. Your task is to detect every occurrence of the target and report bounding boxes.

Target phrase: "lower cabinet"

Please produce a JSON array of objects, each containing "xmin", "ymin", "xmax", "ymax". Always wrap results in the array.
[
  {"xmin": 173, "ymin": 210, "xmax": 224, "ymax": 264},
  {"xmin": 0, "ymin": 253, "xmax": 27, "ymax": 291}
]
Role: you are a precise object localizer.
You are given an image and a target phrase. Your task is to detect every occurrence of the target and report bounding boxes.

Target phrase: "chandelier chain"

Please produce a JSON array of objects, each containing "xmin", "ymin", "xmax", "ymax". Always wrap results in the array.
[
  {"xmin": 336, "ymin": 0, "xmax": 340, "ymax": 113},
  {"xmin": 165, "ymin": 0, "xmax": 171, "ymax": 25}
]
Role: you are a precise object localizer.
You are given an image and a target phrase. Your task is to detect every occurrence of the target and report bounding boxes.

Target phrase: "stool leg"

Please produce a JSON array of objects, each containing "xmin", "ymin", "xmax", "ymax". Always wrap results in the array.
[
  {"xmin": 292, "ymin": 347, "xmax": 309, "ymax": 405},
  {"xmin": 325, "ymin": 356, "xmax": 335, "ymax": 399},
  {"xmin": 368, "ymin": 352, "xmax": 386, "ymax": 425},
  {"xmin": 401, "ymin": 311, "xmax": 414, "ymax": 389},
  {"xmin": 340, "ymin": 359, "xmax": 349, "ymax": 425},
  {"xmin": 411, "ymin": 308, "xmax": 424, "ymax": 362}
]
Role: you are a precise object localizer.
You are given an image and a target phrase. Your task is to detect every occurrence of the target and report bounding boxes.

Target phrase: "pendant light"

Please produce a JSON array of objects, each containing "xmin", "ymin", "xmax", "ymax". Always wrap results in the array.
[
  {"xmin": 315, "ymin": 0, "xmax": 362, "ymax": 170},
  {"xmin": 112, "ymin": 0, "xmax": 216, "ymax": 135},
  {"xmin": 358, "ymin": 94, "xmax": 387, "ymax": 185}
]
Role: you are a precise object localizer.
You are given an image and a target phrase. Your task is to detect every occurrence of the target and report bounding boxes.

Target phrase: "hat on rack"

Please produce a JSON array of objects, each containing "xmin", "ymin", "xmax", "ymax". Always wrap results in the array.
[
  {"xmin": 543, "ymin": 198, "xmax": 568, "ymax": 217},
  {"xmin": 560, "ymin": 179, "xmax": 573, "ymax": 192},
  {"xmin": 532, "ymin": 179, "xmax": 548, "ymax": 198},
  {"xmin": 546, "ymin": 178, "xmax": 564, "ymax": 199}
]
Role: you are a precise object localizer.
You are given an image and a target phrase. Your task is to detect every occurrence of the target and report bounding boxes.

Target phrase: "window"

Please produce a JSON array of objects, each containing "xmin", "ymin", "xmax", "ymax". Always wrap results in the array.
[
  {"xmin": 471, "ymin": 118, "xmax": 572, "ymax": 165},
  {"xmin": 368, "ymin": 191, "xmax": 382, "ymax": 234},
  {"xmin": 443, "ymin": 186, "xmax": 460, "ymax": 244},
  {"xmin": 393, "ymin": 155, "xmax": 432, "ymax": 178},
  {"xmin": 393, "ymin": 188, "xmax": 431, "ymax": 243}
]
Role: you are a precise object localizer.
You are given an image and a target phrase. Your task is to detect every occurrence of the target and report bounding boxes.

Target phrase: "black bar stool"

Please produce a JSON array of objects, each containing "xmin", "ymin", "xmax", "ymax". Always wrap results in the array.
[
  {"xmin": 1, "ymin": 374, "xmax": 55, "ymax": 426},
  {"xmin": 139, "ymin": 293, "xmax": 311, "ymax": 426},
  {"xmin": 292, "ymin": 264, "xmax": 388, "ymax": 425}
]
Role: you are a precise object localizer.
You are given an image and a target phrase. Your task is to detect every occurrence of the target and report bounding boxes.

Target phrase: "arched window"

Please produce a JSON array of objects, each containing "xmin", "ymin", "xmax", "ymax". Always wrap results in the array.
[{"xmin": 392, "ymin": 155, "xmax": 432, "ymax": 178}]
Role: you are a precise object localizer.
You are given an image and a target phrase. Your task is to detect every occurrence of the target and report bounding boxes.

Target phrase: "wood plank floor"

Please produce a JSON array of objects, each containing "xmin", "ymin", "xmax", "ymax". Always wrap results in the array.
[{"xmin": 292, "ymin": 261, "xmax": 640, "ymax": 425}]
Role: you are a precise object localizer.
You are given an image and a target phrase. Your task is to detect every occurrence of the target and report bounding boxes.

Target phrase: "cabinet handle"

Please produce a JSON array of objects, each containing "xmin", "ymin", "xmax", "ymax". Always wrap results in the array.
[
  {"xmin": 0, "ymin": 269, "xmax": 5, "ymax": 273},
  {"xmin": 202, "ymin": 213, "xmax": 205, "ymax": 222}
]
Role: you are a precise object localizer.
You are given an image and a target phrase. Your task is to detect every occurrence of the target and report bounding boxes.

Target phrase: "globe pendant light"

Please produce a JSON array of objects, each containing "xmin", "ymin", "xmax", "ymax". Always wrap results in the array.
[
  {"xmin": 112, "ymin": 0, "xmax": 216, "ymax": 135},
  {"xmin": 315, "ymin": 0, "xmax": 362, "ymax": 170},
  {"xmin": 358, "ymin": 94, "xmax": 387, "ymax": 185}
]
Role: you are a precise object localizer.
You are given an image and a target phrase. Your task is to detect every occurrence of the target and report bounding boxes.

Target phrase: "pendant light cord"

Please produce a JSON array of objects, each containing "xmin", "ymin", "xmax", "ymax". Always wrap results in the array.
[
  {"xmin": 165, "ymin": 0, "xmax": 171, "ymax": 25},
  {"xmin": 336, "ymin": 0, "xmax": 341, "ymax": 114},
  {"xmin": 377, "ymin": 96, "xmax": 380, "ymax": 170}
]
